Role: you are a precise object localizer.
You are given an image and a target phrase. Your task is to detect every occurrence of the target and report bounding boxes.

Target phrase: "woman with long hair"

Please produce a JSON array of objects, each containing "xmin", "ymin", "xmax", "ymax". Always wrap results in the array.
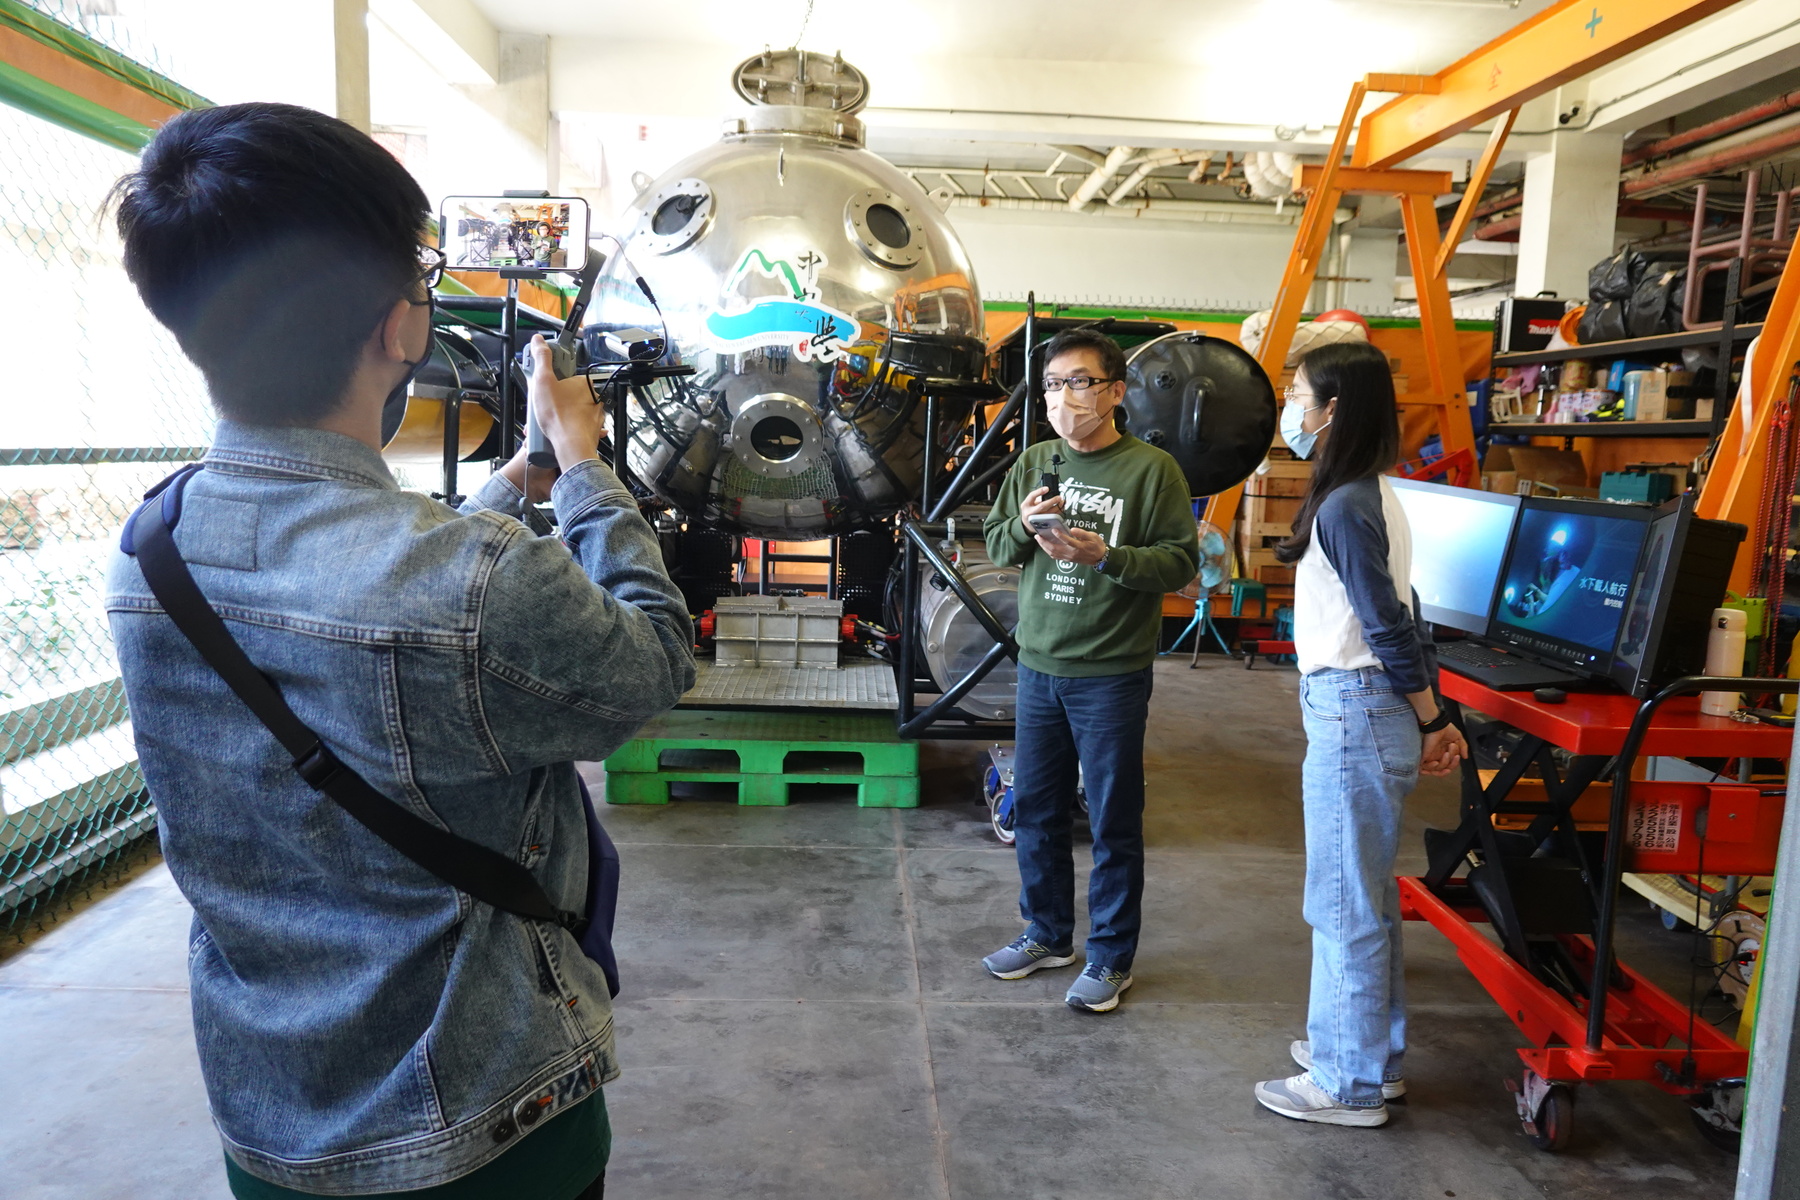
[{"xmin": 1252, "ymin": 341, "xmax": 1468, "ymax": 1128}]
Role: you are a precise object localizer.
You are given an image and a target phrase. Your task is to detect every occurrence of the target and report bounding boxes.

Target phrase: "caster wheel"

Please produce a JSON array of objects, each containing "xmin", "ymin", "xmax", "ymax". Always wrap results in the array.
[
  {"xmin": 983, "ymin": 766, "xmax": 1016, "ymax": 846},
  {"xmin": 1659, "ymin": 905, "xmax": 1681, "ymax": 931},
  {"xmin": 1527, "ymin": 1085, "xmax": 1575, "ymax": 1152},
  {"xmin": 1689, "ymin": 1080, "xmax": 1745, "ymax": 1154}
]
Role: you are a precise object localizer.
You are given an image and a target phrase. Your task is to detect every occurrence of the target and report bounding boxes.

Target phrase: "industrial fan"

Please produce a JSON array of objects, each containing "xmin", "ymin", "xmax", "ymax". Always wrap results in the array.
[{"xmin": 1167, "ymin": 519, "xmax": 1236, "ymax": 661}]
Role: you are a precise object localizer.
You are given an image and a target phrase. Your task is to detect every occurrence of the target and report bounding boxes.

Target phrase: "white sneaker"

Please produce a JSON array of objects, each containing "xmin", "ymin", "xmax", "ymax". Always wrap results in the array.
[
  {"xmin": 1254, "ymin": 1073, "xmax": 1388, "ymax": 1128},
  {"xmin": 1290, "ymin": 1040, "xmax": 1406, "ymax": 1100}
]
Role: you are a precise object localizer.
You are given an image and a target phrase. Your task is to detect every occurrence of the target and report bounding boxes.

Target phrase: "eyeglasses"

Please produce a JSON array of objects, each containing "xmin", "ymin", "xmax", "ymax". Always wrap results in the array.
[
  {"xmin": 415, "ymin": 244, "xmax": 447, "ymax": 290},
  {"xmin": 1282, "ymin": 384, "xmax": 1323, "ymax": 408},
  {"xmin": 1043, "ymin": 375, "xmax": 1120, "ymax": 393}
]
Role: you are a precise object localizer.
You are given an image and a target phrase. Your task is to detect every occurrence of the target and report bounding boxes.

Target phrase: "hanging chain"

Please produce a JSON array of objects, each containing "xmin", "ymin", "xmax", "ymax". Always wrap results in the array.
[{"xmin": 791, "ymin": 0, "xmax": 815, "ymax": 48}]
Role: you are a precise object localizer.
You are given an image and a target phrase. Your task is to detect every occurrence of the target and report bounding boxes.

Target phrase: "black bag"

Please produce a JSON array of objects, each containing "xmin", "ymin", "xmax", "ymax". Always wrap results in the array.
[
  {"xmin": 1588, "ymin": 249, "xmax": 1647, "ymax": 303},
  {"xmin": 1577, "ymin": 299, "xmax": 1629, "ymax": 345},
  {"xmin": 122, "ymin": 465, "xmax": 621, "ymax": 997},
  {"xmin": 1626, "ymin": 266, "xmax": 1686, "ymax": 338}
]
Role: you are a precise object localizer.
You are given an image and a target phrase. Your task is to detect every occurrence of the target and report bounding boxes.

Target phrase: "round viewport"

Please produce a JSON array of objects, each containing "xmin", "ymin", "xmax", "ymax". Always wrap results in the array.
[
  {"xmin": 866, "ymin": 203, "xmax": 911, "ymax": 248},
  {"xmin": 751, "ymin": 416, "xmax": 806, "ymax": 462},
  {"xmin": 652, "ymin": 193, "xmax": 702, "ymax": 235}
]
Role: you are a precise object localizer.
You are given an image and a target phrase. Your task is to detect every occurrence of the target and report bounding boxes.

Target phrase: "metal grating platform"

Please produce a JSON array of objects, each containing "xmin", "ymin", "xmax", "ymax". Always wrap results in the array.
[{"xmin": 679, "ymin": 658, "xmax": 898, "ymax": 711}]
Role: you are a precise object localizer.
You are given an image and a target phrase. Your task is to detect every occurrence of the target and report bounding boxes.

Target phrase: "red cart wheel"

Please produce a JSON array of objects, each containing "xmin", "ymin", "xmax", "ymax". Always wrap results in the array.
[{"xmin": 1527, "ymin": 1085, "xmax": 1575, "ymax": 1152}]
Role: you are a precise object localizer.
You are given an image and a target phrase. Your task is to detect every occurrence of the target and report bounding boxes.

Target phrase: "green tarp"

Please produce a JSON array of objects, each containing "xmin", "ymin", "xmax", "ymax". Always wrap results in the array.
[{"xmin": 0, "ymin": 0, "xmax": 209, "ymax": 152}]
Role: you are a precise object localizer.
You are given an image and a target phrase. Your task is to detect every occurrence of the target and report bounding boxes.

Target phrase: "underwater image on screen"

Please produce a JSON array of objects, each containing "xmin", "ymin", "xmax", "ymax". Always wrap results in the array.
[{"xmin": 1496, "ymin": 507, "xmax": 1645, "ymax": 653}]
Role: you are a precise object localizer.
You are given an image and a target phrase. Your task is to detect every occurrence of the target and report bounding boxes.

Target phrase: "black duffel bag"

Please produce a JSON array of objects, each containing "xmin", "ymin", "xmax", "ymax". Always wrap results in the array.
[
  {"xmin": 1578, "ymin": 299, "xmax": 1629, "ymax": 344},
  {"xmin": 1588, "ymin": 249, "xmax": 1648, "ymax": 303},
  {"xmin": 1627, "ymin": 266, "xmax": 1686, "ymax": 338}
]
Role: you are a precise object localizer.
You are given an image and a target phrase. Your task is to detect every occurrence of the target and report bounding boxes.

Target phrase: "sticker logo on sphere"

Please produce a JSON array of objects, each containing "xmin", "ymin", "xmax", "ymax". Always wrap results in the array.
[{"xmin": 703, "ymin": 248, "xmax": 856, "ymax": 363}]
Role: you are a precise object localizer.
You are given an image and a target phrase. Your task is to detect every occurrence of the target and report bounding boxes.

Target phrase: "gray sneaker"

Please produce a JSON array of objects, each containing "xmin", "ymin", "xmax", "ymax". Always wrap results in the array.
[
  {"xmin": 1290, "ymin": 1040, "xmax": 1406, "ymax": 1100},
  {"xmin": 1064, "ymin": 963, "xmax": 1133, "ymax": 1012},
  {"xmin": 983, "ymin": 936, "xmax": 1077, "ymax": 980},
  {"xmin": 1254, "ymin": 1073, "xmax": 1388, "ymax": 1127}
]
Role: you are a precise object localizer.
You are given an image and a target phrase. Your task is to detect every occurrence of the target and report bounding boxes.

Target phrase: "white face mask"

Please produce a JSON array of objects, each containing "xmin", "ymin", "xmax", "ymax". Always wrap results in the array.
[{"xmin": 1281, "ymin": 398, "xmax": 1330, "ymax": 459}]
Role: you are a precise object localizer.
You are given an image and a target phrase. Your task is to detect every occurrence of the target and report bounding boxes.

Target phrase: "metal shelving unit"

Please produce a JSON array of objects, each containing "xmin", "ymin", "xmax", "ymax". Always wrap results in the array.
[
  {"xmin": 1492, "ymin": 322, "xmax": 1762, "ymax": 369},
  {"xmin": 1499, "ymin": 419, "xmax": 1714, "ymax": 440}
]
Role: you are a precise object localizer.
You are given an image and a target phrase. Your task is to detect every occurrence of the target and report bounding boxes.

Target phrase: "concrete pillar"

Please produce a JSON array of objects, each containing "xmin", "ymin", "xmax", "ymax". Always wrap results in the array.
[
  {"xmin": 1737, "ymin": 712, "xmax": 1800, "ymax": 1197},
  {"xmin": 498, "ymin": 33, "xmax": 550, "ymax": 190},
  {"xmin": 333, "ymin": 0, "xmax": 370, "ymax": 131},
  {"xmin": 1515, "ymin": 123, "xmax": 1622, "ymax": 303}
]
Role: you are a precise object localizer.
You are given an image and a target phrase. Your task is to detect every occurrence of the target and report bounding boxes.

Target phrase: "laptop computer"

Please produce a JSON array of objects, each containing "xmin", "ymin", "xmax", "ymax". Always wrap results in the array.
[{"xmin": 1392, "ymin": 481, "xmax": 1653, "ymax": 692}]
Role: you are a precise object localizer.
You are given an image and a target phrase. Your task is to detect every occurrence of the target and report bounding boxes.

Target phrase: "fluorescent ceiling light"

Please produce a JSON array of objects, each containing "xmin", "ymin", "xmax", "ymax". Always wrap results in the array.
[{"xmin": 369, "ymin": 0, "xmax": 495, "ymax": 86}]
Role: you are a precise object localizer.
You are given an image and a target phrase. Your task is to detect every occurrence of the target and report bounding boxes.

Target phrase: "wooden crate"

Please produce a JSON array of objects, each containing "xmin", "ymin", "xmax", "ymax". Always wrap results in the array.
[
  {"xmin": 1239, "ymin": 545, "xmax": 1296, "ymax": 585},
  {"xmin": 1250, "ymin": 458, "xmax": 1312, "ymax": 498},
  {"xmin": 1242, "ymin": 492, "xmax": 1302, "ymax": 540}
]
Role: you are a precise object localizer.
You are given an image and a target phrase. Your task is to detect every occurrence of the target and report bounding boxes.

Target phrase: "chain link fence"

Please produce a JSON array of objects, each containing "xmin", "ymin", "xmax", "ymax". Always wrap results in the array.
[{"xmin": 1, "ymin": 91, "xmax": 211, "ymax": 935}]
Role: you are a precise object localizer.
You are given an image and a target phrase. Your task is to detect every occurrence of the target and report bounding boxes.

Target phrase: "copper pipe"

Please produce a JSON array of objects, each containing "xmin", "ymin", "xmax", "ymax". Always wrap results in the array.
[
  {"xmin": 1622, "ymin": 88, "xmax": 1800, "ymax": 168},
  {"xmin": 1621, "ymin": 123, "xmax": 1800, "ymax": 198}
]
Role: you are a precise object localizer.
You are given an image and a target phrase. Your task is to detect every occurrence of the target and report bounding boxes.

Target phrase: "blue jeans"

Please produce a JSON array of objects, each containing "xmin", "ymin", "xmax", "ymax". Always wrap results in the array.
[
  {"xmin": 1011, "ymin": 664, "xmax": 1152, "ymax": 973},
  {"xmin": 1299, "ymin": 666, "xmax": 1420, "ymax": 1106}
]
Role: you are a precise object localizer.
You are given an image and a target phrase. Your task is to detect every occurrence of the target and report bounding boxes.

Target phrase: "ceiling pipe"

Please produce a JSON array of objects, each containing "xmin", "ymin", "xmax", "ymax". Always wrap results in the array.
[
  {"xmin": 1620, "ymin": 123, "xmax": 1800, "ymax": 199},
  {"xmin": 947, "ymin": 194, "xmax": 1352, "ymax": 226},
  {"xmin": 1623, "ymin": 87, "xmax": 1800, "ymax": 168},
  {"xmin": 1106, "ymin": 150, "xmax": 1210, "ymax": 206},
  {"xmin": 1068, "ymin": 145, "xmax": 1135, "ymax": 211}
]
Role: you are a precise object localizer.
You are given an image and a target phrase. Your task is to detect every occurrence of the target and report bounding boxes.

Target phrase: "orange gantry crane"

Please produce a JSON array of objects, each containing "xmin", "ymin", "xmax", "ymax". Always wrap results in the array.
[{"xmin": 1205, "ymin": 0, "xmax": 1748, "ymax": 534}]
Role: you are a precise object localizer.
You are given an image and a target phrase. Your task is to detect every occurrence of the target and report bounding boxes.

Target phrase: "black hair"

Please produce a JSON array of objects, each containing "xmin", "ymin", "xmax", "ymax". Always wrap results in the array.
[
  {"xmin": 111, "ymin": 102, "xmax": 430, "ymax": 426},
  {"xmin": 1274, "ymin": 341, "xmax": 1400, "ymax": 565},
  {"xmin": 1043, "ymin": 327, "xmax": 1127, "ymax": 384}
]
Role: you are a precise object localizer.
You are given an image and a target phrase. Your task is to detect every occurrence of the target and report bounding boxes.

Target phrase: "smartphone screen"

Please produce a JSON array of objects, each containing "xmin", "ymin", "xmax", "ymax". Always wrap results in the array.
[{"xmin": 439, "ymin": 196, "xmax": 591, "ymax": 272}]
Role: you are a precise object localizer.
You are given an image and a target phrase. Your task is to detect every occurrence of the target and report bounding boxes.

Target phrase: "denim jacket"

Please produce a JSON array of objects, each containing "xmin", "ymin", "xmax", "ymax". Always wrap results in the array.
[{"xmin": 105, "ymin": 422, "xmax": 695, "ymax": 1194}]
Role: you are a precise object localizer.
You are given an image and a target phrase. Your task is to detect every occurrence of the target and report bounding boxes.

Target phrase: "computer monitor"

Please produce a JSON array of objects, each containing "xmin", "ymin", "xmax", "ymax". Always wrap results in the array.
[
  {"xmin": 1608, "ymin": 499, "xmax": 1746, "ymax": 697},
  {"xmin": 1389, "ymin": 477, "xmax": 1521, "ymax": 635},
  {"xmin": 1488, "ymin": 496, "xmax": 1656, "ymax": 676}
]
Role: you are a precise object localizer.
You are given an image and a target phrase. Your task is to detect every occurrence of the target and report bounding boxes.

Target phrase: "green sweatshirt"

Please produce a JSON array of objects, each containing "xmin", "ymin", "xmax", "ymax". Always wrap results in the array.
[{"xmin": 984, "ymin": 433, "xmax": 1200, "ymax": 678}]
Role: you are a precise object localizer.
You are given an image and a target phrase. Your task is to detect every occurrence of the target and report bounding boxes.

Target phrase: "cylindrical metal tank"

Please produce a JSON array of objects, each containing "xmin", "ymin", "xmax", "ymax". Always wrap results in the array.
[
  {"xmin": 589, "ymin": 51, "xmax": 985, "ymax": 538},
  {"xmin": 917, "ymin": 539, "xmax": 1019, "ymax": 721}
]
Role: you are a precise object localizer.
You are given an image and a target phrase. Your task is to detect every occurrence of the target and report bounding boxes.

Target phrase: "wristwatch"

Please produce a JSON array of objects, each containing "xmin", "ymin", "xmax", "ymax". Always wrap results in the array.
[
  {"xmin": 1418, "ymin": 709, "xmax": 1453, "ymax": 734},
  {"xmin": 1094, "ymin": 552, "xmax": 1110, "ymax": 574}
]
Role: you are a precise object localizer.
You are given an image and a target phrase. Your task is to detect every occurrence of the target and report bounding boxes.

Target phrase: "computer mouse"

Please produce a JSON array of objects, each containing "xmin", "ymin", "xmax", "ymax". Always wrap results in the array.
[{"xmin": 1533, "ymin": 687, "xmax": 1568, "ymax": 704}]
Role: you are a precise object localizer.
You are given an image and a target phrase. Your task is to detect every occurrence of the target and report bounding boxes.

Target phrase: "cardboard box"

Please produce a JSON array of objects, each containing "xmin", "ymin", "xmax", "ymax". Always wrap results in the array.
[
  {"xmin": 1634, "ymin": 369, "xmax": 1696, "ymax": 422},
  {"xmin": 1483, "ymin": 445, "xmax": 1588, "ymax": 488}
]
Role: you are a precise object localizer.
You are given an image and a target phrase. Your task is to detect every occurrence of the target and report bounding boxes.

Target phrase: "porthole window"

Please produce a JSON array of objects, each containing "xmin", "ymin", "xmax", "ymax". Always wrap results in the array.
[
  {"xmin": 635, "ymin": 178, "xmax": 713, "ymax": 256},
  {"xmin": 844, "ymin": 189, "xmax": 924, "ymax": 269}
]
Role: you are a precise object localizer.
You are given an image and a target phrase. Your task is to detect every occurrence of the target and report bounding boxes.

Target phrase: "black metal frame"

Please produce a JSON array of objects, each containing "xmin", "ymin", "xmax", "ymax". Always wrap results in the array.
[{"xmin": 888, "ymin": 296, "xmax": 1049, "ymax": 740}]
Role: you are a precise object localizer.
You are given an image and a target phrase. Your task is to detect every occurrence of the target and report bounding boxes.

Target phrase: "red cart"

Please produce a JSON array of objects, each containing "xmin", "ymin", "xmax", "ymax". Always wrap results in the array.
[{"xmin": 1407, "ymin": 674, "xmax": 1795, "ymax": 1151}]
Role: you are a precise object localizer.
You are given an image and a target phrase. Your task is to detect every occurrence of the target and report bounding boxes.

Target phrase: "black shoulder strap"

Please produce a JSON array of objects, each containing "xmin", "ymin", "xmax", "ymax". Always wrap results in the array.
[{"xmin": 126, "ymin": 473, "xmax": 585, "ymax": 935}]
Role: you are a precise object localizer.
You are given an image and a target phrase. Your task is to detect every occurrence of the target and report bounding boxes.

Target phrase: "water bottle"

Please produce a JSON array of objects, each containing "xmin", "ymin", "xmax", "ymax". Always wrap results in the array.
[{"xmin": 1700, "ymin": 608, "xmax": 1747, "ymax": 717}]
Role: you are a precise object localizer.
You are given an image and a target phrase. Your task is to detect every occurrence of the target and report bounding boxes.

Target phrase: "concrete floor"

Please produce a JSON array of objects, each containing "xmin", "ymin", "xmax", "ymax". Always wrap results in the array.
[{"xmin": 0, "ymin": 657, "xmax": 1739, "ymax": 1199}]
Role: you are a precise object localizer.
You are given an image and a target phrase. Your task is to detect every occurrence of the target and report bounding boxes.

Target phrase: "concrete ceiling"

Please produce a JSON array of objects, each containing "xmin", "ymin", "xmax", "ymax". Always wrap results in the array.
[{"xmin": 467, "ymin": 0, "xmax": 1554, "ymax": 71}]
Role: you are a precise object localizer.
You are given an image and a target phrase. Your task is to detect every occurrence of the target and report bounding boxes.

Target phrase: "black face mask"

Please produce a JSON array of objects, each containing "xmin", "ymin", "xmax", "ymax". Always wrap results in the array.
[{"xmin": 380, "ymin": 293, "xmax": 435, "ymax": 447}]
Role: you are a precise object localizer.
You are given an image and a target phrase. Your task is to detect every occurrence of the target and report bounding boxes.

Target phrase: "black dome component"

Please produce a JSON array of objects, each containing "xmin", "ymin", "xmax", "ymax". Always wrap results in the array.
[{"xmin": 1122, "ymin": 332, "xmax": 1277, "ymax": 498}]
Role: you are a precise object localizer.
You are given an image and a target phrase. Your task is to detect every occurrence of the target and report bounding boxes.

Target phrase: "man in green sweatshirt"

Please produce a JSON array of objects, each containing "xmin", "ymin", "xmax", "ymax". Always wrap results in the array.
[{"xmin": 980, "ymin": 327, "xmax": 1200, "ymax": 1012}]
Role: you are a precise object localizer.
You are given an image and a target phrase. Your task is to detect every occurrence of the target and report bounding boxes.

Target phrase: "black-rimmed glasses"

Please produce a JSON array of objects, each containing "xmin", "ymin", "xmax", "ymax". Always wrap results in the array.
[
  {"xmin": 416, "ymin": 244, "xmax": 446, "ymax": 290},
  {"xmin": 1043, "ymin": 375, "xmax": 1120, "ymax": 393}
]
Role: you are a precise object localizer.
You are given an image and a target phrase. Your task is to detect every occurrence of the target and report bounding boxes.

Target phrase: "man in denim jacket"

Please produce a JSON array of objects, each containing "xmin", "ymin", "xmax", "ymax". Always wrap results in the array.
[{"xmin": 104, "ymin": 104, "xmax": 694, "ymax": 1198}]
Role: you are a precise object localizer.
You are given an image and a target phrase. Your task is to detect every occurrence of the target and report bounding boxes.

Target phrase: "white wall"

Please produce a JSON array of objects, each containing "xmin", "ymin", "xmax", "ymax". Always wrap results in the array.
[{"xmin": 944, "ymin": 205, "xmax": 1397, "ymax": 316}]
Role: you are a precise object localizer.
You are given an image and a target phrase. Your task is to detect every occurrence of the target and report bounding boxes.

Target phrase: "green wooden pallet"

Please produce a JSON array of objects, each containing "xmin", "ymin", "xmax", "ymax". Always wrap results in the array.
[{"xmin": 602, "ymin": 708, "xmax": 918, "ymax": 808}]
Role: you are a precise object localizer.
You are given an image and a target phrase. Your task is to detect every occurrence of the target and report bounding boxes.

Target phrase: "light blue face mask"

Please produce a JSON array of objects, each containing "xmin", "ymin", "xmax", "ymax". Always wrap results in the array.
[{"xmin": 1281, "ymin": 397, "xmax": 1330, "ymax": 459}]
